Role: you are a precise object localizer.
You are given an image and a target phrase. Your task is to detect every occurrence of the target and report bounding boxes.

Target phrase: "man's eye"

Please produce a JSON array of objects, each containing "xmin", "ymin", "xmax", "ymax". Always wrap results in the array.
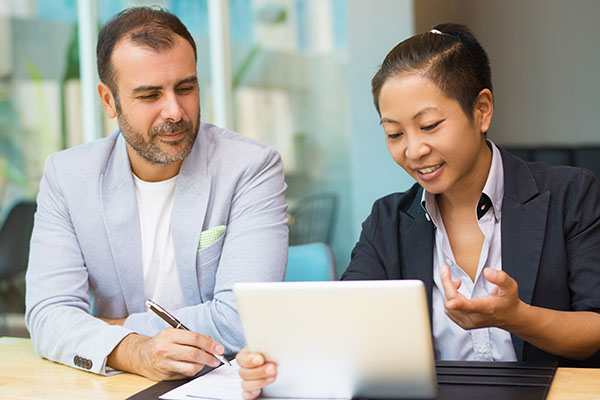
[
  {"xmin": 422, "ymin": 121, "xmax": 442, "ymax": 131},
  {"xmin": 178, "ymin": 86, "xmax": 194, "ymax": 93},
  {"xmin": 139, "ymin": 94, "xmax": 158, "ymax": 100}
]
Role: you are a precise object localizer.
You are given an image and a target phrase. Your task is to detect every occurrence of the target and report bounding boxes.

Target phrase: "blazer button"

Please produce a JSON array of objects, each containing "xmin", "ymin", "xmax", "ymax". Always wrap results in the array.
[
  {"xmin": 85, "ymin": 359, "xmax": 93, "ymax": 370},
  {"xmin": 73, "ymin": 355, "xmax": 80, "ymax": 366}
]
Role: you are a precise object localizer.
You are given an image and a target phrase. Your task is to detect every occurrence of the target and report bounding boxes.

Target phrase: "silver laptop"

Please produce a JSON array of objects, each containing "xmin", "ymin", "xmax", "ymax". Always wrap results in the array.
[{"xmin": 233, "ymin": 280, "xmax": 438, "ymax": 399}]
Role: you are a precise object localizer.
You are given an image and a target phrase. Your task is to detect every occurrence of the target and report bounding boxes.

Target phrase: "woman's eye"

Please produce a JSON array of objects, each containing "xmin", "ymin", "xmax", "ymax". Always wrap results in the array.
[
  {"xmin": 386, "ymin": 133, "xmax": 403, "ymax": 140},
  {"xmin": 422, "ymin": 121, "xmax": 442, "ymax": 131}
]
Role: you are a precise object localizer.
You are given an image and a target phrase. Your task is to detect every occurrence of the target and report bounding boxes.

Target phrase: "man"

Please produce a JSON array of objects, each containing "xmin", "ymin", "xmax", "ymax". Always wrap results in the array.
[{"xmin": 25, "ymin": 7, "xmax": 288, "ymax": 380}]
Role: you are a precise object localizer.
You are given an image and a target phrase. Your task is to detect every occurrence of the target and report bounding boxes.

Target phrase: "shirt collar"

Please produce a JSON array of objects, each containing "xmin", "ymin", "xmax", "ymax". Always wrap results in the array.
[
  {"xmin": 482, "ymin": 140, "xmax": 504, "ymax": 221},
  {"xmin": 420, "ymin": 140, "xmax": 504, "ymax": 224}
]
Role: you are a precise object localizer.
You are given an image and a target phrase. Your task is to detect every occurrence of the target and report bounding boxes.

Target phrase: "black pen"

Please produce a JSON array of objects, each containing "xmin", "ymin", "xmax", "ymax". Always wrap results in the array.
[{"xmin": 145, "ymin": 299, "xmax": 231, "ymax": 366}]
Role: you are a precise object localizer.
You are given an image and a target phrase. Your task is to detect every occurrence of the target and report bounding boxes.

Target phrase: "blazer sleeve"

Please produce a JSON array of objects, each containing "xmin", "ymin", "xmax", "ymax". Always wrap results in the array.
[
  {"xmin": 564, "ymin": 168, "xmax": 600, "ymax": 313},
  {"xmin": 122, "ymin": 146, "xmax": 289, "ymax": 353},
  {"xmin": 25, "ymin": 156, "xmax": 132, "ymax": 375},
  {"xmin": 342, "ymin": 200, "xmax": 390, "ymax": 281}
]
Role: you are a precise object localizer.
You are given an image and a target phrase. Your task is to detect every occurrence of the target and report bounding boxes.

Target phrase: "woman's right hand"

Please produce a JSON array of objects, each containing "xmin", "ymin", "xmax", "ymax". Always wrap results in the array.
[{"xmin": 236, "ymin": 346, "xmax": 278, "ymax": 399}]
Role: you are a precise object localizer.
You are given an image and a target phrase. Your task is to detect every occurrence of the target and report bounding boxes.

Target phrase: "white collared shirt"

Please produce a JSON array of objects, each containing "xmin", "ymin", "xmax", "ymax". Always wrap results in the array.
[{"xmin": 422, "ymin": 141, "xmax": 517, "ymax": 361}]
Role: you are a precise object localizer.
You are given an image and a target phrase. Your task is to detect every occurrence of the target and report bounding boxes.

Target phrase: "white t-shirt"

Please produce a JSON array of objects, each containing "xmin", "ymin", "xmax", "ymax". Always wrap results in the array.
[{"xmin": 133, "ymin": 173, "xmax": 184, "ymax": 311}]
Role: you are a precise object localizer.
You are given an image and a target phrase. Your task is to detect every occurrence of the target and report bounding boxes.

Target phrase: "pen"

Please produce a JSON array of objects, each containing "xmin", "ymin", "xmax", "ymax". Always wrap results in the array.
[{"xmin": 145, "ymin": 299, "xmax": 231, "ymax": 366}]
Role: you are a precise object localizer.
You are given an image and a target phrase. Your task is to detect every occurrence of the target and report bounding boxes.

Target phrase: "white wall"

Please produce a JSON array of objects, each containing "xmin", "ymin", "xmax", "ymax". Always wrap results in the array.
[
  {"xmin": 415, "ymin": 0, "xmax": 600, "ymax": 146},
  {"xmin": 346, "ymin": 0, "xmax": 416, "ymax": 241}
]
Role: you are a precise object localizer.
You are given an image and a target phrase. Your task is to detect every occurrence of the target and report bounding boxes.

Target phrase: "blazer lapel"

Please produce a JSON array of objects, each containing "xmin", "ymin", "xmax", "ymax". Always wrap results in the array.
[
  {"xmin": 500, "ymin": 149, "xmax": 550, "ymax": 360},
  {"xmin": 171, "ymin": 128, "xmax": 211, "ymax": 306},
  {"xmin": 100, "ymin": 134, "xmax": 145, "ymax": 314},
  {"xmin": 400, "ymin": 188, "xmax": 436, "ymax": 318}
]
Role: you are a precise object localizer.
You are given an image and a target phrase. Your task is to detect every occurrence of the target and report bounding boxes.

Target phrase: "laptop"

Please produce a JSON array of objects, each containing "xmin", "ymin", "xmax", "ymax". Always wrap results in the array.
[{"xmin": 233, "ymin": 280, "xmax": 438, "ymax": 399}]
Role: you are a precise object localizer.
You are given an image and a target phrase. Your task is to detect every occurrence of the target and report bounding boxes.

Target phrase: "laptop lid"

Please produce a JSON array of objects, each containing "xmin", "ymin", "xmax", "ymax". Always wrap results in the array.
[{"xmin": 233, "ymin": 280, "xmax": 438, "ymax": 399}]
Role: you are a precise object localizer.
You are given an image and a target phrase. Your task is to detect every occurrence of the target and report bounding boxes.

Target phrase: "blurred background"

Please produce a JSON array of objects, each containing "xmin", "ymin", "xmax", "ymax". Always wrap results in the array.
[{"xmin": 1, "ymin": 0, "xmax": 599, "ymax": 336}]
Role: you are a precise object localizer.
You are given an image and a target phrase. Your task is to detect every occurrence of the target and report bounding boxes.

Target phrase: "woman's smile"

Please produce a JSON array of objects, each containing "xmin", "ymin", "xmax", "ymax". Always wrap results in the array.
[{"xmin": 415, "ymin": 162, "xmax": 445, "ymax": 180}]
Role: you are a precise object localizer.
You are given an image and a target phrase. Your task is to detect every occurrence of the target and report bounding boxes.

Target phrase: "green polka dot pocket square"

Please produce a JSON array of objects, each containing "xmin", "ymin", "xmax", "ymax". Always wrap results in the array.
[{"xmin": 198, "ymin": 225, "xmax": 226, "ymax": 250}]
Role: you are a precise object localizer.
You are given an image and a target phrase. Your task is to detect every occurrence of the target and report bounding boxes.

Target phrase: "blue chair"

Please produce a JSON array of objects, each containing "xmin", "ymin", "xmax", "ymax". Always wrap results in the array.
[{"xmin": 285, "ymin": 243, "xmax": 337, "ymax": 281}]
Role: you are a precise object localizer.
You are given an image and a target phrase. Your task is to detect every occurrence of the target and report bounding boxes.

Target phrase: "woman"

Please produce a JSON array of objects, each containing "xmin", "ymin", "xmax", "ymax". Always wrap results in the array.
[{"xmin": 236, "ymin": 23, "xmax": 600, "ymax": 399}]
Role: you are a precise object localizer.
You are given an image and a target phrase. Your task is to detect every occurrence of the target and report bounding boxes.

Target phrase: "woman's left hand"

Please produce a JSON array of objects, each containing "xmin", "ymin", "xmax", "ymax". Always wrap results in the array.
[{"xmin": 440, "ymin": 264, "xmax": 527, "ymax": 331}]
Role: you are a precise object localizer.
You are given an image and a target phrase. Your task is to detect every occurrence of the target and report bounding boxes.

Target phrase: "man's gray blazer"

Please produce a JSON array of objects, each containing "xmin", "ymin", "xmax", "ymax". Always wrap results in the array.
[{"xmin": 25, "ymin": 122, "xmax": 289, "ymax": 374}]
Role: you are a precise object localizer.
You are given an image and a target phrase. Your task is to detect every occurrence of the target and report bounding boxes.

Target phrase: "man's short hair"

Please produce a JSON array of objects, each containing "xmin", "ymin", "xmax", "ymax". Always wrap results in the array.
[{"xmin": 96, "ymin": 6, "xmax": 197, "ymax": 96}]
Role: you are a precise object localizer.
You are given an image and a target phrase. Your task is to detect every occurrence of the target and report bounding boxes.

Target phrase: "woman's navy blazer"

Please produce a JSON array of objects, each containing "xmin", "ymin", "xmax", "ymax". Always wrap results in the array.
[{"xmin": 342, "ymin": 148, "xmax": 600, "ymax": 367}]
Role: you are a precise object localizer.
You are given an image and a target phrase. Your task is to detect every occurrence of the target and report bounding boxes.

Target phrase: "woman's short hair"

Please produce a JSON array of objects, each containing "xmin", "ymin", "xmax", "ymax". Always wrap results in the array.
[{"xmin": 371, "ymin": 23, "xmax": 492, "ymax": 119}]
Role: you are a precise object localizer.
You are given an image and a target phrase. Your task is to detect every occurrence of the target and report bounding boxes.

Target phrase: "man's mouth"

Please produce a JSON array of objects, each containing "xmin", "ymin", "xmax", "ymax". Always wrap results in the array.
[
  {"xmin": 156, "ymin": 130, "xmax": 186, "ymax": 143},
  {"xmin": 160, "ymin": 130, "xmax": 184, "ymax": 137}
]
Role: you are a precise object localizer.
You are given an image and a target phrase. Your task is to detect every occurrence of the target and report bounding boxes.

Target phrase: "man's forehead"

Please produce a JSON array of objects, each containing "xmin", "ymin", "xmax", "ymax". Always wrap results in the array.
[{"xmin": 110, "ymin": 35, "xmax": 196, "ymax": 88}]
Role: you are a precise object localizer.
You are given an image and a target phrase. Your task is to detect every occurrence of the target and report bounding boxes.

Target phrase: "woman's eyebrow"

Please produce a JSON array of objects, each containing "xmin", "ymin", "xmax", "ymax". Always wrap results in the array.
[
  {"xmin": 412, "ymin": 107, "xmax": 437, "ymax": 120},
  {"xmin": 380, "ymin": 107, "xmax": 439, "ymax": 125},
  {"xmin": 380, "ymin": 117, "xmax": 399, "ymax": 125}
]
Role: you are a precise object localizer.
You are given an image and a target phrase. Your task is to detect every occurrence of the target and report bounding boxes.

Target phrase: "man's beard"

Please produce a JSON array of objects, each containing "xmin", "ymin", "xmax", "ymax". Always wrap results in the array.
[{"xmin": 118, "ymin": 111, "xmax": 200, "ymax": 164}]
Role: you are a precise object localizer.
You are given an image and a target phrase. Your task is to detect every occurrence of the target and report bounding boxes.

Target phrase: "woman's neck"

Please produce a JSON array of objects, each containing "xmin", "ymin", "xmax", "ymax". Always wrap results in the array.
[{"xmin": 437, "ymin": 140, "xmax": 492, "ymax": 215}]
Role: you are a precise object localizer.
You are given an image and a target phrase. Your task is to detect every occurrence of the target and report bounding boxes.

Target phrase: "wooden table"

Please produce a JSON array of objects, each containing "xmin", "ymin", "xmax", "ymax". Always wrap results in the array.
[
  {"xmin": 1, "ymin": 336, "xmax": 600, "ymax": 399},
  {"xmin": 0, "ymin": 337, "xmax": 154, "ymax": 399},
  {"xmin": 547, "ymin": 366, "xmax": 600, "ymax": 400}
]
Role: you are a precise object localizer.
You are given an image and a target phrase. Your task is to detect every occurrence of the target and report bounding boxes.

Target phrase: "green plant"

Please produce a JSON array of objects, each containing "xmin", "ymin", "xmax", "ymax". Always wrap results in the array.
[{"xmin": 232, "ymin": 4, "xmax": 287, "ymax": 90}]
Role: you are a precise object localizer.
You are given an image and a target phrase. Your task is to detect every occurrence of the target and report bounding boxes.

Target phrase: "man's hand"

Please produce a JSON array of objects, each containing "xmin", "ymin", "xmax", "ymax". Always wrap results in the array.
[
  {"xmin": 107, "ymin": 328, "xmax": 226, "ymax": 381},
  {"xmin": 236, "ymin": 346, "xmax": 277, "ymax": 400},
  {"xmin": 440, "ymin": 264, "xmax": 527, "ymax": 331}
]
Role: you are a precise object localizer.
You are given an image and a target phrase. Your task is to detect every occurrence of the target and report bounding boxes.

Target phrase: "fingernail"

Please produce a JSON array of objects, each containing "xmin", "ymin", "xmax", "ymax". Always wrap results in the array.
[
  {"xmin": 266, "ymin": 365, "xmax": 275, "ymax": 374},
  {"xmin": 251, "ymin": 390, "xmax": 260, "ymax": 396},
  {"xmin": 215, "ymin": 344, "xmax": 224, "ymax": 354},
  {"xmin": 252, "ymin": 355, "xmax": 262, "ymax": 365},
  {"xmin": 267, "ymin": 377, "xmax": 276, "ymax": 383}
]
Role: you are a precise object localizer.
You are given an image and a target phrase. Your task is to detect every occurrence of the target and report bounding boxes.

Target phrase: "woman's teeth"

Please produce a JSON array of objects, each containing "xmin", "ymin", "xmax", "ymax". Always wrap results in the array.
[{"xmin": 418, "ymin": 164, "xmax": 441, "ymax": 174}]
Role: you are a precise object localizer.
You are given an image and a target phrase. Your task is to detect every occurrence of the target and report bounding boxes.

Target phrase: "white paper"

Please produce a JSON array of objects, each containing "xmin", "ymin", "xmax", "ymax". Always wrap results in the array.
[
  {"xmin": 159, "ymin": 359, "xmax": 345, "ymax": 400},
  {"xmin": 160, "ymin": 359, "xmax": 244, "ymax": 400}
]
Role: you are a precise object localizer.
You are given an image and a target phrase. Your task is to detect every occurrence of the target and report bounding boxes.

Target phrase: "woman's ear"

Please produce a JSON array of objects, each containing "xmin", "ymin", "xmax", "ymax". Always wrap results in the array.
[
  {"xmin": 474, "ymin": 88, "xmax": 494, "ymax": 133},
  {"xmin": 97, "ymin": 82, "xmax": 117, "ymax": 119}
]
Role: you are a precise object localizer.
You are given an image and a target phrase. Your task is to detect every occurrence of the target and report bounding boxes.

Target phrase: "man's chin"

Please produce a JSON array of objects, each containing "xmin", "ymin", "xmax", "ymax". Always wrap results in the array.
[
  {"xmin": 161, "ymin": 142, "xmax": 195, "ymax": 163},
  {"xmin": 143, "ymin": 154, "xmax": 186, "ymax": 165},
  {"xmin": 139, "ymin": 129, "xmax": 196, "ymax": 163}
]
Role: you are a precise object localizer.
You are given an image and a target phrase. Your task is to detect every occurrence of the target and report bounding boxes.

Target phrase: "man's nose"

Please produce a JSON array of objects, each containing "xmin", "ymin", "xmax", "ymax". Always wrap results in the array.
[{"xmin": 161, "ymin": 92, "xmax": 184, "ymax": 122}]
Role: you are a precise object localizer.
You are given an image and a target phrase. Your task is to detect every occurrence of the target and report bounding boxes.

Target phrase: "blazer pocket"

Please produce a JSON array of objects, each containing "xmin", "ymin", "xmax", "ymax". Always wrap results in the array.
[{"xmin": 196, "ymin": 233, "xmax": 225, "ymax": 302}]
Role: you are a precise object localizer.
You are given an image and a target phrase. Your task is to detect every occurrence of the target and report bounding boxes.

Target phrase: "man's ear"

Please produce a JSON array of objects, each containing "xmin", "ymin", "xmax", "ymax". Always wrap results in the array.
[
  {"xmin": 98, "ymin": 82, "xmax": 117, "ymax": 119},
  {"xmin": 474, "ymin": 88, "xmax": 493, "ymax": 134}
]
